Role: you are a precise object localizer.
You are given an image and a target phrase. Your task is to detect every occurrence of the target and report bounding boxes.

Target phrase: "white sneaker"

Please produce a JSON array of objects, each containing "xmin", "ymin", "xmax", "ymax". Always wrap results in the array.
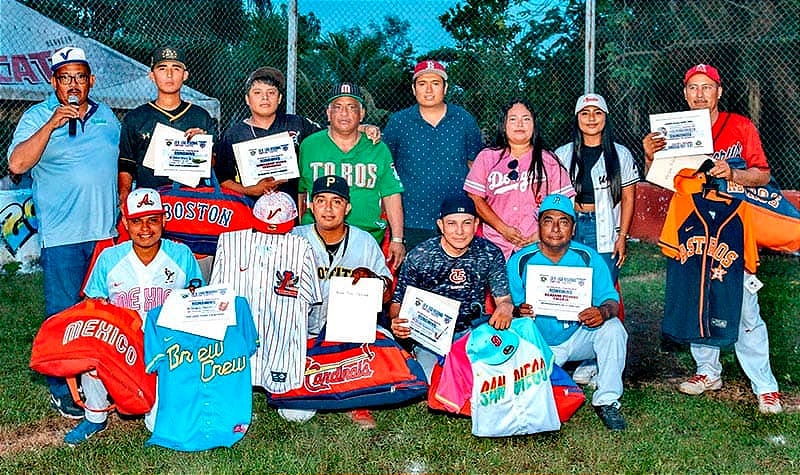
[
  {"xmin": 758, "ymin": 392, "xmax": 783, "ymax": 415},
  {"xmin": 573, "ymin": 359, "xmax": 598, "ymax": 388},
  {"xmin": 278, "ymin": 408, "xmax": 316, "ymax": 423},
  {"xmin": 678, "ymin": 374, "xmax": 722, "ymax": 395}
]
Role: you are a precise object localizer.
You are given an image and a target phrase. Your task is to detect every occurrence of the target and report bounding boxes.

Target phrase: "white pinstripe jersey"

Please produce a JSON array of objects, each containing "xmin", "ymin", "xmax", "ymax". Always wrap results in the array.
[{"xmin": 210, "ymin": 230, "xmax": 321, "ymax": 393}]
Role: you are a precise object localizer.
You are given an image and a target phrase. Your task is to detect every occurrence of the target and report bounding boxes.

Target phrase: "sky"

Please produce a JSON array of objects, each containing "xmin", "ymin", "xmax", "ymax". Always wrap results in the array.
[{"xmin": 294, "ymin": 0, "xmax": 459, "ymax": 53}]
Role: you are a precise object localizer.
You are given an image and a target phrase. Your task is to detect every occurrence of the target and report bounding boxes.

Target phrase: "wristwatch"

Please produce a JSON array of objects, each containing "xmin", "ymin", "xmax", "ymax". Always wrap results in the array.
[{"xmin": 390, "ymin": 237, "xmax": 406, "ymax": 245}]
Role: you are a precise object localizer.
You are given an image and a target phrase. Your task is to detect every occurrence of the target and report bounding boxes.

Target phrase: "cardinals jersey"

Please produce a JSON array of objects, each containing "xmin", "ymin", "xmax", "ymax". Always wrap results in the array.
[
  {"xmin": 659, "ymin": 172, "xmax": 759, "ymax": 346},
  {"xmin": 83, "ymin": 239, "xmax": 203, "ymax": 320},
  {"xmin": 144, "ymin": 297, "xmax": 258, "ymax": 451},
  {"xmin": 210, "ymin": 230, "xmax": 321, "ymax": 393},
  {"xmin": 436, "ymin": 319, "xmax": 560, "ymax": 437}
]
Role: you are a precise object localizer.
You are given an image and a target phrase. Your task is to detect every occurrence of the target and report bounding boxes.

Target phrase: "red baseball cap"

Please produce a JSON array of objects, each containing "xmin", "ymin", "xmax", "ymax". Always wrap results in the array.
[
  {"xmin": 413, "ymin": 60, "xmax": 447, "ymax": 81},
  {"xmin": 684, "ymin": 64, "xmax": 721, "ymax": 84},
  {"xmin": 123, "ymin": 188, "xmax": 166, "ymax": 219}
]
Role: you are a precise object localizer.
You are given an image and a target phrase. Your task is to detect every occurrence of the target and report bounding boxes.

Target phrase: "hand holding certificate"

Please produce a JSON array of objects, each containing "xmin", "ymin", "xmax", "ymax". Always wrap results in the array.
[
  {"xmin": 398, "ymin": 286, "xmax": 460, "ymax": 356},
  {"xmin": 145, "ymin": 123, "xmax": 211, "ymax": 187},
  {"xmin": 649, "ymin": 110, "xmax": 713, "ymax": 159},
  {"xmin": 525, "ymin": 265, "xmax": 592, "ymax": 321},
  {"xmin": 232, "ymin": 131, "xmax": 299, "ymax": 187}
]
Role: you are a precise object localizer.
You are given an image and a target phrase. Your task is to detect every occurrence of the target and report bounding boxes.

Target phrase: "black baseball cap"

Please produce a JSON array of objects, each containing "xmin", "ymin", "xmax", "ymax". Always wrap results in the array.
[
  {"xmin": 328, "ymin": 82, "xmax": 364, "ymax": 104},
  {"xmin": 312, "ymin": 175, "xmax": 350, "ymax": 201},
  {"xmin": 439, "ymin": 195, "xmax": 476, "ymax": 219},
  {"xmin": 150, "ymin": 46, "xmax": 186, "ymax": 70}
]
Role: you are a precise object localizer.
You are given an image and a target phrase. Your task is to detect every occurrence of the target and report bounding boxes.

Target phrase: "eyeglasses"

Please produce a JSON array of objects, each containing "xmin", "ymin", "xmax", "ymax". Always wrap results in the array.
[
  {"xmin": 54, "ymin": 73, "xmax": 90, "ymax": 86},
  {"xmin": 507, "ymin": 159, "xmax": 519, "ymax": 180}
]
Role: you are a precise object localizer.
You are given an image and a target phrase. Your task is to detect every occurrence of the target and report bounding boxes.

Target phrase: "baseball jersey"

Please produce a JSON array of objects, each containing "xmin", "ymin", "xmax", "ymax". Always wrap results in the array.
[
  {"xmin": 437, "ymin": 319, "xmax": 560, "ymax": 437},
  {"xmin": 555, "ymin": 142, "xmax": 640, "ymax": 253},
  {"xmin": 393, "ymin": 236, "xmax": 510, "ymax": 332},
  {"xmin": 144, "ymin": 296, "xmax": 258, "ymax": 451},
  {"xmin": 506, "ymin": 240, "xmax": 618, "ymax": 346},
  {"xmin": 214, "ymin": 114, "xmax": 322, "ymax": 199},
  {"xmin": 711, "ymin": 112, "xmax": 769, "ymax": 170},
  {"xmin": 658, "ymin": 172, "xmax": 759, "ymax": 347},
  {"xmin": 118, "ymin": 101, "xmax": 217, "ymax": 189},
  {"xmin": 83, "ymin": 239, "xmax": 204, "ymax": 320},
  {"xmin": 298, "ymin": 131, "xmax": 404, "ymax": 242},
  {"xmin": 291, "ymin": 224, "xmax": 391, "ymax": 335},
  {"xmin": 210, "ymin": 230, "xmax": 321, "ymax": 393},
  {"xmin": 464, "ymin": 148, "xmax": 575, "ymax": 258}
]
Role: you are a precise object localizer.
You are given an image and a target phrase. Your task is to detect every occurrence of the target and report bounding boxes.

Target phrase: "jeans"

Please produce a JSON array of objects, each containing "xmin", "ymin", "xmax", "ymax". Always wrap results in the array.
[
  {"xmin": 40, "ymin": 241, "xmax": 98, "ymax": 398},
  {"xmin": 574, "ymin": 211, "xmax": 618, "ymax": 282}
]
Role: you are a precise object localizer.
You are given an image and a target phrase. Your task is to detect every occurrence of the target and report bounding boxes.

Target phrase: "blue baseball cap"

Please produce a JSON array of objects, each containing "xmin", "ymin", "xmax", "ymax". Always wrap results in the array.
[
  {"xmin": 537, "ymin": 193, "xmax": 575, "ymax": 221},
  {"xmin": 466, "ymin": 323, "xmax": 520, "ymax": 366},
  {"xmin": 439, "ymin": 194, "xmax": 476, "ymax": 219}
]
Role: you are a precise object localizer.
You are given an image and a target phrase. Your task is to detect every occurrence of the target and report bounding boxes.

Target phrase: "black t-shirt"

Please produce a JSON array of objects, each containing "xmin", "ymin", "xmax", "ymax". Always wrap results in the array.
[
  {"xmin": 576, "ymin": 145, "xmax": 602, "ymax": 205},
  {"xmin": 118, "ymin": 101, "xmax": 217, "ymax": 189},
  {"xmin": 213, "ymin": 113, "xmax": 322, "ymax": 199}
]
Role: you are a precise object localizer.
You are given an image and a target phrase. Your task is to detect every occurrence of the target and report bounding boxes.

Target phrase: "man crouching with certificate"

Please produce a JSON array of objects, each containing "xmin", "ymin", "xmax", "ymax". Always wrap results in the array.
[{"xmin": 506, "ymin": 194, "xmax": 628, "ymax": 431}]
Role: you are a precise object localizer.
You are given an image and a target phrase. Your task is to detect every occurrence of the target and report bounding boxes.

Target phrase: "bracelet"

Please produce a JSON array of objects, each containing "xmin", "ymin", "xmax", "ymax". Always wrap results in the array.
[{"xmin": 390, "ymin": 237, "xmax": 406, "ymax": 244}]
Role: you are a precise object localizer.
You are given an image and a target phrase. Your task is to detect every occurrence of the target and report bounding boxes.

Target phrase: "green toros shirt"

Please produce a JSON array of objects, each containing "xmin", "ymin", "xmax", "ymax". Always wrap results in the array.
[{"xmin": 298, "ymin": 130, "xmax": 404, "ymax": 242}]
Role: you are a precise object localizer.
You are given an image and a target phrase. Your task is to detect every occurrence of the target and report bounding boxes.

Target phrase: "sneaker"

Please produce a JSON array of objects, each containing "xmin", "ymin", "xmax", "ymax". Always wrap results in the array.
[
  {"xmin": 347, "ymin": 409, "xmax": 376, "ymax": 429},
  {"xmin": 278, "ymin": 408, "xmax": 316, "ymax": 423},
  {"xmin": 64, "ymin": 419, "xmax": 107, "ymax": 446},
  {"xmin": 678, "ymin": 374, "xmax": 722, "ymax": 395},
  {"xmin": 573, "ymin": 359, "xmax": 598, "ymax": 387},
  {"xmin": 758, "ymin": 392, "xmax": 783, "ymax": 415},
  {"xmin": 594, "ymin": 402, "xmax": 626, "ymax": 431},
  {"xmin": 50, "ymin": 394, "xmax": 84, "ymax": 420}
]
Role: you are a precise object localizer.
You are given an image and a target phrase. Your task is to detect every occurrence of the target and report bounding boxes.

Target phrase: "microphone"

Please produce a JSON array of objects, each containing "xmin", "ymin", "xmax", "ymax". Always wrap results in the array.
[{"xmin": 68, "ymin": 95, "xmax": 78, "ymax": 136}]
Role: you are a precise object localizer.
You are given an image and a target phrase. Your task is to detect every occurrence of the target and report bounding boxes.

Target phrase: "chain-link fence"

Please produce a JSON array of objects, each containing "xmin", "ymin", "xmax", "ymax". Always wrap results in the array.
[{"xmin": 2, "ymin": 0, "xmax": 799, "ymax": 188}]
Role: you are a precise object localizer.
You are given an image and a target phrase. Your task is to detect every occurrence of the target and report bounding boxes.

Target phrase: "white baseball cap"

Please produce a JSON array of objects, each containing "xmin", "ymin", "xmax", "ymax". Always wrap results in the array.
[
  {"xmin": 574, "ymin": 93, "xmax": 608, "ymax": 115},
  {"xmin": 123, "ymin": 188, "xmax": 165, "ymax": 219},
  {"xmin": 253, "ymin": 192, "xmax": 297, "ymax": 234},
  {"xmin": 49, "ymin": 46, "xmax": 89, "ymax": 72}
]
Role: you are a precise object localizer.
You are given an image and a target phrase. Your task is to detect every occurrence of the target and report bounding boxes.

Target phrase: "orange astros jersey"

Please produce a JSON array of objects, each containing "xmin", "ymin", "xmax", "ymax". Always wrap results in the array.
[{"xmin": 658, "ymin": 172, "xmax": 759, "ymax": 347}]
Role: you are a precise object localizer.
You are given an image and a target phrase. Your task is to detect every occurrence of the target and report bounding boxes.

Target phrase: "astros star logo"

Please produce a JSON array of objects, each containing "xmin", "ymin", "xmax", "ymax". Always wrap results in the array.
[{"xmin": 710, "ymin": 266, "xmax": 727, "ymax": 281}]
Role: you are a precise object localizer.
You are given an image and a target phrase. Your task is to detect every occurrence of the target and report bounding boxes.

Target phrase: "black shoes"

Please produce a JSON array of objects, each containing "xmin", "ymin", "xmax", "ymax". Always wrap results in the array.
[{"xmin": 594, "ymin": 402, "xmax": 626, "ymax": 431}]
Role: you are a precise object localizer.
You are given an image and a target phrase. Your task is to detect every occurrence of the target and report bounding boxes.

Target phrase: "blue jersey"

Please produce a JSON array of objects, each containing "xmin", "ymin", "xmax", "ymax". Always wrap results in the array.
[
  {"xmin": 84, "ymin": 239, "xmax": 203, "ymax": 320},
  {"xmin": 144, "ymin": 296, "xmax": 258, "ymax": 451},
  {"xmin": 506, "ymin": 241, "xmax": 618, "ymax": 346}
]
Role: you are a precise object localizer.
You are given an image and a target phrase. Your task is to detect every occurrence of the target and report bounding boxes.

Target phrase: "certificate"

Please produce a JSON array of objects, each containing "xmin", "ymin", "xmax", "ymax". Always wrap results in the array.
[
  {"xmin": 156, "ymin": 283, "xmax": 236, "ymax": 340},
  {"xmin": 649, "ymin": 110, "xmax": 713, "ymax": 159},
  {"xmin": 144, "ymin": 123, "xmax": 207, "ymax": 187},
  {"xmin": 398, "ymin": 286, "xmax": 460, "ymax": 356},
  {"xmin": 232, "ymin": 132, "xmax": 299, "ymax": 186},
  {"xmin": 525, "ymin": 265, "xmax": 592, "ymax": 321},
  {"xmin": 645, "ymin": 154, "xmax": 710, "ymax": 191},
  {"xmin": 325, "ymin": 276, "xmax": 382, "ymax": 343}
]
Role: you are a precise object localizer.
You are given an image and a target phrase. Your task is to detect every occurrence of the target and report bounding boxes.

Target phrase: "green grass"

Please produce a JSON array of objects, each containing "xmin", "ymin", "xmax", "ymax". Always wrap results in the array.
[{"xmin": 2, "ymin": 242, "xmax": 799, "ymax": 474}]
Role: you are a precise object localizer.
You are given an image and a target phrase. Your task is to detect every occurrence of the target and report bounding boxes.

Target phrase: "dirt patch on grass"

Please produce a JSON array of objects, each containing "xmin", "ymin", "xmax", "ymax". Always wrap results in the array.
[{"xmin": 0, "ymin": 417, "xmax": 71, "ymax": 456}]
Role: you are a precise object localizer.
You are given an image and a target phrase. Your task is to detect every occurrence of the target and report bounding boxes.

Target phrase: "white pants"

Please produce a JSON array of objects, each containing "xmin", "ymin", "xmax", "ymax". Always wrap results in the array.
[
  {"xmin": 550, "ymin": 318, "xmax": 628, "ymax": 407},
  {"xmin": 690, "ymin": 277, "xmax": 779, "ymax": 395},
  {"xmin": 81, "ymin": 371, "xmax": 157, "ymax": 430}
]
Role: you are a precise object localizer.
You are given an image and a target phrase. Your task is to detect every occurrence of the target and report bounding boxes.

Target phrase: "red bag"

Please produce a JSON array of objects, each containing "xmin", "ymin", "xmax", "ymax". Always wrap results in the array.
[
  {"xmin": 29, "ymin": 300, "xmax": 156, "ymax": 415},
  {"xmin": 268, "ymin": 329, "xmax": 428, "ymax": 410},
  {"xmin": 158, "ymin": 175, "xmax": 259, "ymax": 255}
]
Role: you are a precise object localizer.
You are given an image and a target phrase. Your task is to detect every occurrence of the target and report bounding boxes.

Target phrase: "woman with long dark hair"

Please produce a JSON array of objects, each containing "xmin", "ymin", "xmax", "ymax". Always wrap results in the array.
[
  {"xmin": 464, "ymin": 99, "xmax": 574, "ymax": 258},
  {"xmin": 555, "ymin": 94, "xmax": 640, "ymax": 281}
]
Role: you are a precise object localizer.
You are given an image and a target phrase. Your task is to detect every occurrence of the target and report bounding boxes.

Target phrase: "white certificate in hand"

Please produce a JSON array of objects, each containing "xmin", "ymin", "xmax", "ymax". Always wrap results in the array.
[
  {"xmin": 232, "ymin": 132, "xmax": 299, "ymax": 187},
  {"xmin": 398, "ymin": 286, "xmax": 460, "ymax": 356},
  {"xmin": 325, "ymin": 276, "xmax": 382, "ymax": 343},
  {"xmin": 649, "ymin": 110, "xmax": 713, "ymax": 159},
  {"xmin": 525, "ymin": 265, "xmax": 592, "ymax": 321},
  {"xmin": 145, "ymin": 123, "xmax": 206, "ymax": 186}
]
